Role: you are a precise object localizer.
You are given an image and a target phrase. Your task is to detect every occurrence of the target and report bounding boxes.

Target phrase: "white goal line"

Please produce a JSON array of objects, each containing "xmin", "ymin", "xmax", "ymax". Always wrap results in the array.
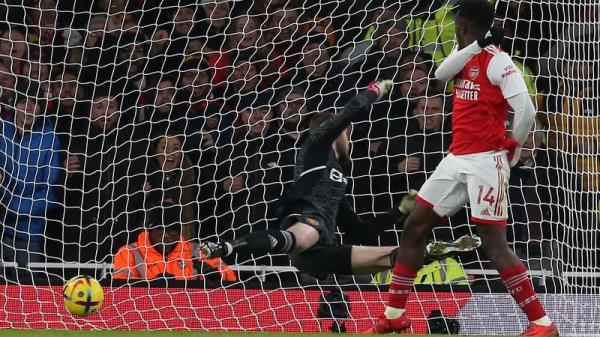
[{"xmin": 2, "ymin": 262, "xmax": 597, "ymax": 279}]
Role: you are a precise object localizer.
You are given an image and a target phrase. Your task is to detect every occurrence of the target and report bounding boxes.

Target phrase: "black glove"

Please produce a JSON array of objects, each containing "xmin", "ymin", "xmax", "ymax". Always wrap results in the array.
[{"xmin": 477, "ymin": 26, "xmax": 505, "ymax": 48}]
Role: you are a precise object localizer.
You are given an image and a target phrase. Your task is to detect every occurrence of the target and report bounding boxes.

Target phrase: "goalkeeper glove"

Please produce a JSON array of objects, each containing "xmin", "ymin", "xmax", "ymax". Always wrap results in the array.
[
  {"xmin": 477, "ymin": 26, "xmax": 505, "ymax": 48},
  {"xmin": 398, "ymin": 189, "xmax": 419, "ymax": 215},
  {"xmin": 367, "ymin": 79, "xmax": 393, "ymax": 101}
]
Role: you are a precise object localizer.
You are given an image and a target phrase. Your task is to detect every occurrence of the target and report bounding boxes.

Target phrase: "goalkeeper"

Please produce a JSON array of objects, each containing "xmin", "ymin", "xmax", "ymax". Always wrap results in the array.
[{"xmin": 202, "ymin": 81, "xmax": 479, "ymax": 278}]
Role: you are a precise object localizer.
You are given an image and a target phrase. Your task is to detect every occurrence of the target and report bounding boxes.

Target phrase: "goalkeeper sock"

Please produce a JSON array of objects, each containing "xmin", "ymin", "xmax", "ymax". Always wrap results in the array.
[
  {"xmin": 386, "ymin": 261, "xmax": 417, "ymax": 317},
  {"xmin": 228, "ymin": 230, "xmax": 296, "ymax": 256},
  {"xmin": 499, "ymin": 263, "xmax": 548, "ymax": 322}
]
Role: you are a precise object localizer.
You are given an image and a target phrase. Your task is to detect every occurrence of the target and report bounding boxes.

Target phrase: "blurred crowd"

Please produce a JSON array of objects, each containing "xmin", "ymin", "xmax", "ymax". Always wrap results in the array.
[{"xmin": 0, "ymin": 0, "xmax": 596, "ymax": 283}]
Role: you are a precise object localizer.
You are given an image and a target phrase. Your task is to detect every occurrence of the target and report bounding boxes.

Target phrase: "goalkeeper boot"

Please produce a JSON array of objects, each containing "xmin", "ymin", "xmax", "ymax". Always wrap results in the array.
[
  {"xmin": 365, "ymin": 313, "xmax": 410, "ymax": 334},
  {"xmin": 521, "ymin": 322, "xmax": 559, "ymax": 337},
  {"xmin": 426, "ymin": 234, "xmax": 482, "ymax": 257},
  {"xmin": 200, "ymin": 241, "xmax": 229, "ymax": 259}
]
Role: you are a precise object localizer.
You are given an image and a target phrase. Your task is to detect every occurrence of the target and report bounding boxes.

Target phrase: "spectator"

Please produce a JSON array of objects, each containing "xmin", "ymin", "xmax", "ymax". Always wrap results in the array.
[
  {"xmin": 361, "ymin": 5, "xmax": 400, "ymax": 40},
  {"xmin": 404, "ymin": 0, "xmax": 456, "ymax": 65},
  {"xmin": 145, "ymin": 0, "xmax": 204, "ymax": 77},
  {"xmin": 399, "ymin": 67, "xmax": 432, "ymax": 104},
  {"xmin": 351, "ymin": 92, "xmax": 448, "ymax": 216},
  {"xmin": 398, "ymin": 48, "xmax": 436, "ymax": 77},
  {"xmin": 0, "ymin": 61, "xmax": 17, "ymax": 119},
  {"xmin": 270, "ymin": 86, "xmax": 309, "ymax": 191},
  {"xmin": 210, "ymin": 14, "xmax": 263, "ymax": 89},
  {"xmin": 509, "ymin": 121, "xmax": 562, "ymax": 269},
  {"xmin": 25, "ymin": 0, "xmax": 69, "ymax": 65},
  {"xmin": 22, "ymin": 60, "xmax": 50, "ymax": 89},
  {"xmin": 45, "ymin": 68, "xmax": 87, "ymax": 261},
  {"xmin": 0, "ymin": 25, "xmax": 28, "ymax": 75},
  {"xmin": 228, "ymin": 14, "xmax": 261, "ymax": 52},
  {"xmin": 78, "ymin": 15, "xmax": 120, "ymax": 87},
  {"xmin": 360, "ymin": 21, "xmax": 409, "ymax": 83},
  {"xmin": 144, "ymin": 22, "xmax": 174, "ymax": 86},
  {"xmin": 95, "ymin": 0, "xmax": 137, "ymax": 33},
  {"xmin": 266, "ymin": 7, "xmax": 303, "ymax": 70},
  {"xmin": 351, "ymin": 53, "xmax": 430, "ymax": 157},
  {"xmin": 386, "ymin": 92, "xmax": 469, "ymax": 242},
  {"xmin": 136, "ymin": 75, "xmax": 185, "ymax": 137},
  {"xmin": 176, "ymin": 56, "xmax": 234, "ymax": 152},
  {"xmin": 48, "ymin": 66, "xmax": 87, "ymax": 136},
  {"xmin": 112, "ymin": 32, "xmax": 148, "ymax": 124},
  {"xmin": 200, "ymin": 0, "xmax": 230, "ymax": 51},
  {"xmin": 0, "ymin": 81, "xmax": 61, "ymax": 283},
  {"xmin": 293, "ymin": 37, "xmax": 359, "ymax": 111},
  {"xmin": 62, "ymin": 90, "xmax": 146, "ymax": 262},
  {"xmin": 339, "ymin": 5, "xmax": 405, "ymax": 80},
  {"xmin": 225, "ymin": 51, "xmax": 261, "ymax": 100},
  {"xmin": 177, "ymin": 56, "xmax": 216, "ymax": 103},
  {"xmin": 300, "ymin": 16, "xmax": 337, "ymax": 49},
  {"xmin": 144, "ymin": 131, "xmax": 198, "ymax": 240},
  {"xmin": 113, "ymin": 203, "xmax": 237, "ymax": 282},
  {"xmin": 213, "ymin": 95, "xmax": 279, "ymax": 244},
  {"xmin": 387, "ymin": 93, "xmax": 451, "ymax": 195}
]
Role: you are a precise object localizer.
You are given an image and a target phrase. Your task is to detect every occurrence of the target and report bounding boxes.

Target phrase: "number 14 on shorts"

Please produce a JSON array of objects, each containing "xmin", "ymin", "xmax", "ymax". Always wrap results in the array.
[{"xmin": 477, "ymin": 185, "xmax": 495, "ymax": 206}]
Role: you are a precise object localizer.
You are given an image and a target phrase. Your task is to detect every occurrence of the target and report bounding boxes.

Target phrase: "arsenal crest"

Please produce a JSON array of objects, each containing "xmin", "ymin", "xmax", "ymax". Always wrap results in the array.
[{"xmin": 469, "ymin": 66, "xmax": 479, "ymax": 80}]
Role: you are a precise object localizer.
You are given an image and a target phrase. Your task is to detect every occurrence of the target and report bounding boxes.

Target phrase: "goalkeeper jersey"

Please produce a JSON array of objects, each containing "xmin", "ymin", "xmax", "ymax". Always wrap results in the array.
[{"xmin": 276, "ymin": 90, "xmax": 378, "ymax": 232}]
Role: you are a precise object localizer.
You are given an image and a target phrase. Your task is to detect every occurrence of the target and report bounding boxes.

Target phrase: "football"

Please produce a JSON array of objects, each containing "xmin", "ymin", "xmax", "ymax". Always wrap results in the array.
[{"xmin": 63, "ymin": 275, "xmax": 104, "ymax": 317}]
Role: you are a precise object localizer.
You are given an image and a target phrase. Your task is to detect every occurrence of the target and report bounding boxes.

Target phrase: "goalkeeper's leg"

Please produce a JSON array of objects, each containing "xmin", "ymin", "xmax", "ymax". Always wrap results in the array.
[{"xmin": 201, "ymin": 221, "xmax": 319, "ymax": 258}]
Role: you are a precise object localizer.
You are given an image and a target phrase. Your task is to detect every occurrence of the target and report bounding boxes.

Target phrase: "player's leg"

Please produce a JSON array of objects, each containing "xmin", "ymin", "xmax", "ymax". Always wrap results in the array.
[
  {"xmin": 350, "ymin": 245, "xmax": 397, "ymax": 274},
  {"xmin": 368, "ymin": 154, "xmax": 469, "ymax": 334},
  {"xmin": 350, "ymin": 233, "xmax": 483, "ymax": 274},
  {"xmin": 468, "ymin": 152, "xmax": 558, "ymax": 337},
  {"xmin": 201, "ymin": 220, "xmax": 319, "ymax": 258},
  {"xmin": 476, "ymin": 224, "xmax": 557, "ymax": 336}
]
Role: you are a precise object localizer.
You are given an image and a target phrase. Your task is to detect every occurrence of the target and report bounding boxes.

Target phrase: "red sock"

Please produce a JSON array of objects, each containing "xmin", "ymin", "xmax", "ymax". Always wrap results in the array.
[
  {"xmin": 388, "ymin": 262, "xmax": 417, "ymax": 309},
  {"xmin": 499, "ymin": 263, "xmax": 547, "ymax": 321}
]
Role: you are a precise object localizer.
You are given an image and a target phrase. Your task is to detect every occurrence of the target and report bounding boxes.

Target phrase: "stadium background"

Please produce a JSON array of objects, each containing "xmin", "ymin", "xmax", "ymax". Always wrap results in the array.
[{"xmin": 0, "ymin": 0, "xmax": 598, "ymax": 335}]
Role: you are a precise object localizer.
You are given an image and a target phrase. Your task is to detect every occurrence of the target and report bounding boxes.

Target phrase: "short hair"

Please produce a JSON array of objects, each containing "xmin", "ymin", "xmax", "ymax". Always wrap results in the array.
[
  {"xmin": 456, "ymin": 0, "xmax": 495, "ymax": 32},
  {"xmin": 308, "ymin": 110, "xmax": 333, "ymax": 130},
  {"xmin": 275, "ymin": 85, "xmax": 306, "ymax": 107}
]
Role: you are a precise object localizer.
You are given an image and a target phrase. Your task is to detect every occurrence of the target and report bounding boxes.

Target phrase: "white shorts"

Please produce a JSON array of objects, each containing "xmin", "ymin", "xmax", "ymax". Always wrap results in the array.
[{"xmin": 417, "ymin": 151, "xmax": 510, "ymax": 226}]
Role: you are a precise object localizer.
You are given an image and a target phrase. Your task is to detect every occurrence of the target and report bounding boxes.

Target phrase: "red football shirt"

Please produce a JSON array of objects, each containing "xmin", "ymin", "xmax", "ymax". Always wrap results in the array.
[{"xmin": 449, "ymin": 45, "xmax": 528, "ymax": 155}]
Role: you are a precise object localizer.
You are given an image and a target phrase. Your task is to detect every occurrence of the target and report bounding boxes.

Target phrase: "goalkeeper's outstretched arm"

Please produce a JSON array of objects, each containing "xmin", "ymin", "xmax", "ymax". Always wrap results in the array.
[{"xmin": 303, "ymin": 80, "xmax": 392, "ymax": 164}]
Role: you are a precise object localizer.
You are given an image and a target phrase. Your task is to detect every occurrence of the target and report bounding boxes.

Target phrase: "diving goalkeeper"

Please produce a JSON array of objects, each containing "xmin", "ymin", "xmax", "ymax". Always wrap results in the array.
[{"xmin": 202, "ymin": 81, "xmax": 479, "ymax": 278}]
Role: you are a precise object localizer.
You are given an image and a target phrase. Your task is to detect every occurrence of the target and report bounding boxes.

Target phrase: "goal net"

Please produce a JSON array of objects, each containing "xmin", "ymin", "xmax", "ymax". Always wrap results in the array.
[{"xmin": 0, "ymin": 0, "xmax": 598, "ymax": 334}]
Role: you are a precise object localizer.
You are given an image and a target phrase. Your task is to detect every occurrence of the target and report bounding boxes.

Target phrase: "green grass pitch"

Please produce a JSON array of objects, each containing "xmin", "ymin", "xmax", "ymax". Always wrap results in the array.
[{"xmin": 0, "ymin": 330, "xmax": 514, "ymax": 337}]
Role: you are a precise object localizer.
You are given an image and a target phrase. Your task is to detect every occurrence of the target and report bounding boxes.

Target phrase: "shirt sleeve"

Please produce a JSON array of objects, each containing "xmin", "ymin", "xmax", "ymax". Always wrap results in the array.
[
  {"xmin": 435, "ymin": 41, "xmax": 482, "ymax": 82},
  {"xmin": 486, "ymin": 52, "xmax": 529, "ymax": 99},
  {"xmin": 507, "ymin": 91, "xmax": 536, "ymax": 145}
]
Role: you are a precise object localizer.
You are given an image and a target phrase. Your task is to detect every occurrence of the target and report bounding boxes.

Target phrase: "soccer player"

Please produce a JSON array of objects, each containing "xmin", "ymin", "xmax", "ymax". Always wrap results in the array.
[
  {"xmin": 367, "ymin": 1, "xmax": 558, "ymax": 336},
  {"xmin": 201, "ymin": 81, "xmax": 480, "ymax": 278},
  {"xmin": 201, "ymin": 80, "xmax": 404, "ymax": 277}
]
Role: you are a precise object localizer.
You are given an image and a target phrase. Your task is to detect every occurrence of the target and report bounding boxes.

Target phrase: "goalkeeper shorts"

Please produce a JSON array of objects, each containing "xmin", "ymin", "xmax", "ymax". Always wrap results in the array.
[{"xmin": 290, "ymin": 244, "xmax": 353, "ymax": 280}]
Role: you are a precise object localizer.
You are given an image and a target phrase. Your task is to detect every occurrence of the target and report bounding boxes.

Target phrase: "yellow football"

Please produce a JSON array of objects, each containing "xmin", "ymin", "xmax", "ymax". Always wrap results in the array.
[{"xmin": 63, "ymin": 275, "xmax": 104, "ymax": 317}]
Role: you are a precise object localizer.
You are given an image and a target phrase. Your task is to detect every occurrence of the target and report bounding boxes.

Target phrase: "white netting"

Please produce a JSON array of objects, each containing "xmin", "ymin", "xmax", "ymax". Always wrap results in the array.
[{"xmin": 0, "ymin": 0, "xmax": 598, "ymax": 334}]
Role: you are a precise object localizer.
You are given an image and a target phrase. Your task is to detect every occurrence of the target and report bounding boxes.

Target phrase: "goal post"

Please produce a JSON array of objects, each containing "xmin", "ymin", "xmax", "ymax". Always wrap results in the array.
[{"xmin": 0, "ymin": 0, "xmax": 598, "ymax": 334}]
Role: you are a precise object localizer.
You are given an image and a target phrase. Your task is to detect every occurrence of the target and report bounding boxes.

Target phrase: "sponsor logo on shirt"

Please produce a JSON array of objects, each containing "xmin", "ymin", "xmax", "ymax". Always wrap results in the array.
[
  {"xmin": 329, "ymin": 168, "xmax": 348, "ymax": 184},
  {"xmin": 501, "ymin": 65, "xmax": 518, "ymax": 78},
  {"xmin": 455, "ymin": 78, "xmax": 480, "ymax": 101}
]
